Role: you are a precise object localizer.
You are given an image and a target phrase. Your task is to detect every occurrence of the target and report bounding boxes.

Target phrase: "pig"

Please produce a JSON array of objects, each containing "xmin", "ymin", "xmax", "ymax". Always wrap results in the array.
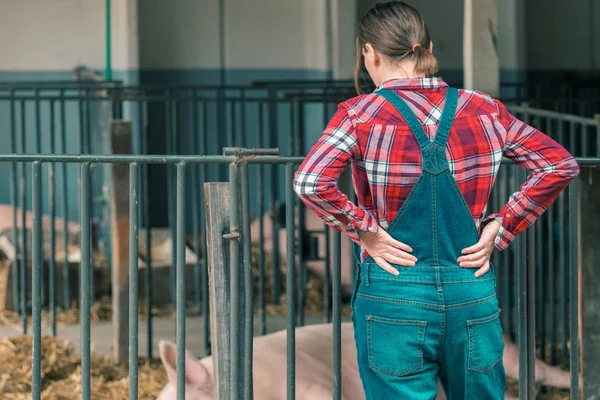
[
  {"xmin": 157, "ymin": 323, "xmax": 570, "ymax": 399},
  {"xmin": 250, "ymin": 207, "xmax": 355, "ymax": 296},
  {"xmin": 157, "ymin": 322, "xmax": 365, "ymax": 400}
]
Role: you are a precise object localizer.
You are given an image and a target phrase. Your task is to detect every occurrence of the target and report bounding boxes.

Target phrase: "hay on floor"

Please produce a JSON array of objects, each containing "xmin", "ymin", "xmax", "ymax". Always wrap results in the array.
[{"xmin": 0, "ymin": 335, "xmax": 167, "ymax": 400}]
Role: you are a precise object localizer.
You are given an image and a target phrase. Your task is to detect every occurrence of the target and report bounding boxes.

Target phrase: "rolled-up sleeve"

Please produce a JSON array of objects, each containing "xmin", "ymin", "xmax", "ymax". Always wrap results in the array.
[
  {"xmin": 484, "ymin": 100, "xmax": 580, "ymax": 250},
  {"xmin": 294, "ymin": 103, "xmax": 378, "ymax": 244}
]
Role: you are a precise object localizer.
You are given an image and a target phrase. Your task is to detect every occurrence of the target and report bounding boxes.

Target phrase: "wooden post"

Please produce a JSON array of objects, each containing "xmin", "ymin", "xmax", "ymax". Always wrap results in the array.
[
  {"xmin": 204, "ymin": 182, "xmax": 231, "ymax": 400},
  {"xmin": 580, "ymin": 167, "xmax": 600, "ymax": 398},
  {"xmin": 463, "ymin": 0, "xmax": 499, "ymax": 97},
  {"xmin": 110, "ymin": 121, "xmax": 132, "ymax": 364}
]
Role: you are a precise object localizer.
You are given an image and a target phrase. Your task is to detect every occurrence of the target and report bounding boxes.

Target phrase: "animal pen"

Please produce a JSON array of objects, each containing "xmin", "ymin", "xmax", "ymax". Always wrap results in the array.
[{"xmin": 0, "ymin": 79, "xmax": 599, "ymax": 399}]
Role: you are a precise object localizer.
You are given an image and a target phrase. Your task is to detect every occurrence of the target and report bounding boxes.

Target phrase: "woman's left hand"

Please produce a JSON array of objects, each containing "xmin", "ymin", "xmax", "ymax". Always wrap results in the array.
[{"xmin": 458, "ymin": 218, "xmax": 502, "ymax": 277}]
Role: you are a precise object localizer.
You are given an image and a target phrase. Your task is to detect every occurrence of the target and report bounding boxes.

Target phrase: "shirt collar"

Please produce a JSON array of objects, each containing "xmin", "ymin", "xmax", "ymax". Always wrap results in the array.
[{"xmin": 376, "ymin": 76, "xmax": 447, "ymax": 91}]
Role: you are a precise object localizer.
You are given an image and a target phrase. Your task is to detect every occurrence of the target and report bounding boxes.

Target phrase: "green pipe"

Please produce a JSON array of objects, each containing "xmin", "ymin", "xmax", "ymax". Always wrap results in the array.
[{"xmin": 105, "ymin": 0, "xmax": 112, "ymax": 81}]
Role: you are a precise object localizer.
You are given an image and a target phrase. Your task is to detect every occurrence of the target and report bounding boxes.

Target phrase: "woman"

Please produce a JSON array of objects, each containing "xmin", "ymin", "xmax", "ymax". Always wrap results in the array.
[{"xmin": 293, "ymin": 2, "xmax": 579, "ymax": 399}]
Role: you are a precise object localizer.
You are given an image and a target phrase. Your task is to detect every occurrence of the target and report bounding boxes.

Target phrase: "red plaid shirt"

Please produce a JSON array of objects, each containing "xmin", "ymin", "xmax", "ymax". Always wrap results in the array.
[{"xmin": 294, "ymin": 77, "xmax": 579, "ymax": 255}]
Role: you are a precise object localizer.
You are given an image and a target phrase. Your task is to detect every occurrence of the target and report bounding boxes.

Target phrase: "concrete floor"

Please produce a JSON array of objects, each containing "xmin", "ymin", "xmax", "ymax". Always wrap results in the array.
[{"xmin": 0, "ymin": 314, "xmax": 350, "ymax": 358}]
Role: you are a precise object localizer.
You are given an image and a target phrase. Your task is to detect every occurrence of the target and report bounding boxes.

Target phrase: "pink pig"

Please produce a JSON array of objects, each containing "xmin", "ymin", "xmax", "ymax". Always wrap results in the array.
[
  {"xmin": 157, "ymin": 322, "xmax": 365, "ymax": 400},
  {"xmin": 157, "ymin": 323, "xmax": 570, "ymax": 399}
]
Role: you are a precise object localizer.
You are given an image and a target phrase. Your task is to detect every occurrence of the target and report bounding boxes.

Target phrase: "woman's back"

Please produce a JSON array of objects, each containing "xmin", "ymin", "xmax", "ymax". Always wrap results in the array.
[
  {"xmin": 294, "ymin": 2, "xmax": 579, "ymax": 398},
  {"xmin": 294, "ymin": 76, "xmax": 579, "ymax": 254}
]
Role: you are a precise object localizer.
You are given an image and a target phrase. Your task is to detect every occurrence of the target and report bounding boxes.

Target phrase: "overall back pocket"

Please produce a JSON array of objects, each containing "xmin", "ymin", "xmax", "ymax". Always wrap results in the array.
[
  {"xmin": 366, "ymin": 315, "xmax": 426, "ymax": 377},
  {"xmin": 467, "ymin": 310, "xmax": 504, "ymax": 373}
]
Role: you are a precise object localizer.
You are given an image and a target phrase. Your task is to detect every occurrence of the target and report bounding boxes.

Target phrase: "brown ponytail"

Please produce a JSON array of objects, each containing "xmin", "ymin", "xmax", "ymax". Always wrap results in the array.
[{"xmin": 354, "ymin": 1, "xmax": 439, "ymax": 94}]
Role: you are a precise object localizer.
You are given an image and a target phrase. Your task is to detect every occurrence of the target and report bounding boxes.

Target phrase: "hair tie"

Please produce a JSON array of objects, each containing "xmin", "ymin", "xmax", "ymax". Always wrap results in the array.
[{"xmin": 412, "ymin": 43, "xmax": 421, "ymax": 52}]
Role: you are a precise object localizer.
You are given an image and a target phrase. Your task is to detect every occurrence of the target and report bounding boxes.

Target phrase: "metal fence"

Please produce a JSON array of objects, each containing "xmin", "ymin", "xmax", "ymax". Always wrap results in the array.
[
  {"xmin": 1, "ymin": 151, "xmax": 597, "ymax": 400},
  {"xmin": 1, "ymin": 80, "xmax": 600, "ymax": 399}
]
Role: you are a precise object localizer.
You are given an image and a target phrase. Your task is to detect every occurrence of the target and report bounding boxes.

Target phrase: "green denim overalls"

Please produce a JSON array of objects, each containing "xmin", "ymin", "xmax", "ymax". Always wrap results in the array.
[{"xmin": 351, "ymin": 87, "xmax": 506, "ymax": 399}]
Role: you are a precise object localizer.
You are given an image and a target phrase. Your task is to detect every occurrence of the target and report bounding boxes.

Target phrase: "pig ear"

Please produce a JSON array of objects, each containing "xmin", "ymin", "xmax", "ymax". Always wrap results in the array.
[{"xmin": 158, "ymin": 340, "xmax": 211, "ymax": 389}]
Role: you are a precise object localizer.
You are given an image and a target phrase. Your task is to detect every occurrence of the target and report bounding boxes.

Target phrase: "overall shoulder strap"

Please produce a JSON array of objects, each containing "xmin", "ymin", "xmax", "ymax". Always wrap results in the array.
[
  {"xmin": 377, "ymin": 87, "xmax": 460, "ymax": 149},
  {"xmin": 376, "ymin": 89, "xmax": 430, "ymax": 148},
  {"xmin": 433, "ymin": 87, "xmax": 459, "ymax": 147}
]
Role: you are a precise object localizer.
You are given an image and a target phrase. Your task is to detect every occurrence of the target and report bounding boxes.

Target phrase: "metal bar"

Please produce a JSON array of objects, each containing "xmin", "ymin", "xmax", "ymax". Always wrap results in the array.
[
  {"xmin": 348, "ymin": 171, "xmax": 357, "ymax": 287},
  {"xmin": 596, "ymin": 114, "xmax": 600, "ymax": 157},
  {"xmin": 269, "ymin": 88, "xmax": 281, "ymax": 306},
  {"xmin": 80, "ymin": 162, "xmax": 92, "ymax": 400},
  {"xmin": 176, "ymin": 163, "xmax": 187, "ymax": 400},
  {"xmin": 332, "ymin": 229, "xmax": 342, "ymax": 400},
  {"xmin": 31, "ymin": 162, "xmax": 42, "ymax": 400},
  {"xmin": 257, "ymin": 102, "xmax": 267, "ymax": 335},
  {"xmin": 548, "ymin": 203, "xmax": 557, "ymax": 364},
  {"xmin": 569, "ymin": 178, "xmax": 580, "ymax": 399},
  {"xmin": 240, "ymin": 90, "xmax": 247, "ymax": 148},
  {"xmin": 241, "ymin": 162, "xmax": 254, "ymax": 400},
  {"xmin": 165, "ymin": 92, "xmax": 176, "ymax": 310},
  {"xmin": 170, "ymin": 101, "xmax": 179, "ymax": 311},
  {"xmin": 60, "ymin": 91, "xmax": 70, "ymax": 309},
  {"xmin": 0, "ymin": 93, "xmax": 357, "ymax": 104},
  {"xmin": 559, "ymin": 193, "xmax": 568, "ymax": 367},
  {"xmin": 297, "ymin": 202, "xmax": 306, "ymax": 327},
  {"xmin": 85, "ymin": 89, "xmax": 92, "ymax": 154},
  {"xmin": 129, "ymin": 163, "xmax": 139, "ymax": 399},
  {"xmin": 229, "ymin": 162, "xmax": 242, "ymax": 400},
  {"xmin": 137, "ymin": 99, "xmax": 153, "ymax": 358},
  {"xmin": 517, "ymin": 226, "xmax": 529, "ymax": 399},
  {"xmin": 526, "ymin": 215, "xmax": 536, "ymax": 397},
  {"xmin": 79, "ymin": 94, "xmax": 85, "ymax": 154},
  {"xmin": 506, "ymin": 104, "xmax": 598, "ymax": 125},
  {"xmin": 324, "ymin": 225, "xmax": 331, "ymax": 322},
  {"xmin": 20, "ymin": 99, "xmax": 28, "ymax": 332},
  {"xmin": 582, "ymin": 122, "xmax": 589, "ymax": 157},
  {"xmin": 49, "ymin": 100, "xmax": 57, "ymax": 336},
  {"xmin": 536, "ymin": 210, "xmax": 545, "ymax": 361},
  {"xmin": 217, "ymin": 90, "xmax": 225, "ymax": 181},
  {"xmin": 34, "ymin": 93, "xmax": 43, "ymax": 308},
  {"xmin": 0, "ymin": 153, "xmax": 595, "ymax": 165},
  {"xmin": 500, "ymin": 171, "xmax": 510, "ymax": 334},
  {"xmin": 200, "ymin": 101, "xmax": 211, "ymax": 356},
  {"xmin": 9, "ymin": 91, "xmax": 20, "ymax": 316},
  {"xmin": 229, "ymin": 100, "xmax": 235, "ymax": 147},
  {"xmin": 286, "ymin": 164, "xmax": 296, "ymax": 400},
  {"xmin": 296, "ymin": 100, "xmax": 307, "ymax": 327},
  {"xmin": 143, "ymin": 159, "xmax": 153, "ymax": 360},
  {"xmin": 570, "ymin": 121, "xmax": 577, "ymax": 156},
  {"xmin": 191, "ymin": 96, "xmax": 202, "ymax": 312}
]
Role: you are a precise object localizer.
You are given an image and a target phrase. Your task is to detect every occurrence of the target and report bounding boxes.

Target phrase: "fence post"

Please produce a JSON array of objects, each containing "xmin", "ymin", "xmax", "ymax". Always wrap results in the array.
[
  {"xmin": 204, "ymin": 182, "xmax": 231, "ymax": 400},
  {"xmin": 110, "ymin": 121, "xmax": 133, "ymax": 364},
  {"xmin": 594, "ymin": 114, "xmax": 600, "ymax": 157},
  {"xmin": 579, "ymin": 167, "xmax": 599, "ymax": 398}
]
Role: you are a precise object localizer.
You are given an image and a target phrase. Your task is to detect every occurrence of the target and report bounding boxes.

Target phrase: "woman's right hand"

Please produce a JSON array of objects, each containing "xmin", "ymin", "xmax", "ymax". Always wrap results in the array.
[{"xmin": 359, "ymin": 229, "xmax": 417, "ymax": 275}]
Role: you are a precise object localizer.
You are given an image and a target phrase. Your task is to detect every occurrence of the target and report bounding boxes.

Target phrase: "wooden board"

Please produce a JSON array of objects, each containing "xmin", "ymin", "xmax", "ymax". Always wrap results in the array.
[
  {"xmin": 204, "ymin": 182, "xmax": 231, "ymax": 400},
  {"xmin": 110, "ymin": 121, "xmax": 133, "ymax": 364}
]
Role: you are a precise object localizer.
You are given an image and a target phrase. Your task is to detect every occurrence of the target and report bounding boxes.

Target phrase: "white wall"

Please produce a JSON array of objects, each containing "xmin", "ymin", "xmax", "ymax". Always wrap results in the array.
[
  {"xmin": 0, "ymin": 0, "xmax": 137, "ymax": 71},
  {"xmin": 227, "ymin": 0, "xmax": 327, "ymax": 70},
  {"xmin": 138, "ymin": 0, "xmax": 329, "ymax": 71}
]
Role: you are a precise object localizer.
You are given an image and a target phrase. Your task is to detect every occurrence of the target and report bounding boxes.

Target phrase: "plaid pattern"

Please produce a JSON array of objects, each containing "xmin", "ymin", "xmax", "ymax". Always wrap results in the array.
[{"xmin": 294, "ymin": 77, "xmax": 579, "ymax": 254}]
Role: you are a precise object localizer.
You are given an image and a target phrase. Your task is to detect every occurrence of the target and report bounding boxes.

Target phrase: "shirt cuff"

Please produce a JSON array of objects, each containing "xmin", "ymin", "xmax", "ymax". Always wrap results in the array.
[
  {"xmin": 495, "ymin": 225, "xmax": 516, "ymax": 251},
  {"xmin": 347, "ymin": 211, "xmax": 380, "ymax": 235}
]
